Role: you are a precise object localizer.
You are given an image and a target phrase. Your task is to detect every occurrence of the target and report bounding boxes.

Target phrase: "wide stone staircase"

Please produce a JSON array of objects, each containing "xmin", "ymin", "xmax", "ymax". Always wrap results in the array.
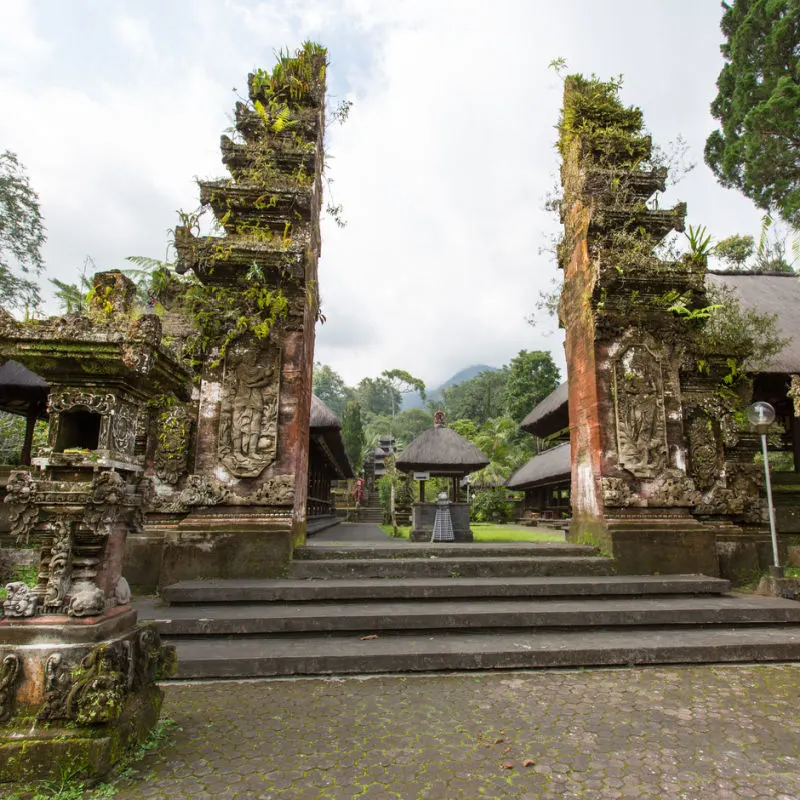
[{"xmin": 137, "ymin": 540, "xmax": 800, "ymax": 679}]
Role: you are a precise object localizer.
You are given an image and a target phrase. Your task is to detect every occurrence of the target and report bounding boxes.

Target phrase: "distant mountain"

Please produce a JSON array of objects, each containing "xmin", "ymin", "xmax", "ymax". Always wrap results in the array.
[{"xmin": 402, "ymin": 364, "xmax": 498, "ymax": 411}]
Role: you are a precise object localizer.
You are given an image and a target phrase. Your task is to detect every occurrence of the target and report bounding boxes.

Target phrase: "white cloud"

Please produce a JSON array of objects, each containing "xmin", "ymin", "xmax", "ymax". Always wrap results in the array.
[
  {"xmin": 0, "ymin": 0, "xmax": 51, "ymax": 72},
  {"xmin": 0, "ymin": 0, "xmax": 766, "ymax": 392}
]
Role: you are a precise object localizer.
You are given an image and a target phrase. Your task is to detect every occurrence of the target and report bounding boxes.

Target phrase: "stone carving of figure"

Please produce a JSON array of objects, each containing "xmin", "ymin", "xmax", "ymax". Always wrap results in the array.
[
  {"xmin": 232, "ymin": 349, "xmax": 274, "ymax": 459},
  {"xmin": 615, "ymin": 346, "xmax": 667, "ymax": 478},
  {"xmin": 219, "ymin": 346, "xmax": 280, "ymax": 477}
]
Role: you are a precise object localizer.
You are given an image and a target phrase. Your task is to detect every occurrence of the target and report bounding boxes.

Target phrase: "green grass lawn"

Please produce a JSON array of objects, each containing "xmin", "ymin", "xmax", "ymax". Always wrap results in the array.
[{"xmin": 378, "ymin": 523, "xmax": 564, "ymax": 543}]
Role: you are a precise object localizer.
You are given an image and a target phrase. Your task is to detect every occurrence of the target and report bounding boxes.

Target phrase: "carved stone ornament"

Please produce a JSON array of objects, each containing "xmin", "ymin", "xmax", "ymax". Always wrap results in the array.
[
  {"xmin": 602, "ymin": 477, "xmax": 636, "ymax": 507},
  {"xmin": 789, "ymin": 375, "xmax": 800, "ymax": 418},
  {"xmin": 154, "ymin": 404, "xmax": 191, "ymax": 484},
  {"xmin": 114, "ymin": 576, "xmax": 131, "ymax": 605},
  {"xmin": 3, "ymin": 582, "xmax": 38, "ymax": 618},
  {"xmin": 44, "ymin": 520, "xmax": 73, "ymax": 613},
  {"xmin": 3, "ymin": 470, "xmax": 39, "ymax": 545},
  {"xmin": 686, "ymin": 414, "xmax": 721, "ymax": 491},
  {"xmin": 0, "ymin": 654, "xmax": 21, "ymax": 722},
  {"xmin": 68, "ymin": 584, "xmax": 107, "ymax": 618},
  {"xmin": 612, "ymin": 343, "xmax": 668, "ymax": 479},
  {"xmin": 69, "ymin": 642, "xmax": 128, "ymax": 725},
  {"xmin": 695, "ymin": 462, "xmax": 762, "ymax": 522},
  {"xmin": 47, "ymin": 390, "xmax": 115, "ymax": 416},
  {"xmin": 249, "ymin": 474, "xmax": 295, "ymax": 505},
  {"xmin": 38, "ymin": 653, "xmax": 73, "ymax": 721},
  {"xmin": 180, "ymin": 474, "xmax": 231, "ymax": 508},
  {"xmin": 82, "ymin": 470, "xmax": 127, "ymax": 537},
  {"xmin": 650, "ymin": 470, "xmax": 701, "ymax": 508},
  {"xmin": 218, "ymin": 345, "xmax": 280, "ymax": 478},
  {"xmin": 110, "ymin": 402, "xmax": 138, "ymax": 454}
]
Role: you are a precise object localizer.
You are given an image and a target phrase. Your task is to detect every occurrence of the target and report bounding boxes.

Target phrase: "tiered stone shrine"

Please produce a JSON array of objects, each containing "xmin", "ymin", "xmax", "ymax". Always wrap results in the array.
[{"xmin": 0, "ymin": 272, "xmax": 185, "ymax": 780}]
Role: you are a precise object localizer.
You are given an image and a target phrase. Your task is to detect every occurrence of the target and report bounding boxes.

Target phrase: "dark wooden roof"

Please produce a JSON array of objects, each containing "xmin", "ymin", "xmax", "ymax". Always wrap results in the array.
[
  {"xmin": 707, "ymin": 271, "xmax": 800, "ymax": 373},
  {"xmin": 0, "ymin": 359, "xmax": 49, "ymax": 418},
  {"xmin": 396, "ymin": 426, "xmax": 489, "ymax": 476},
  {"xmin": 506, "ymin": 442, "xmax": 571, "ymax": 490}
]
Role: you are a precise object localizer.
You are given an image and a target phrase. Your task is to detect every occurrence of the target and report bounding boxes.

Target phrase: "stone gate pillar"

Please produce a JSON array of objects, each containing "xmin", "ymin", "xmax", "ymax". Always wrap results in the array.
[
  {"xmin": 558, "ymin": 76, "xmax": 718, "ymax": 575},
  {"xmin": 158, "ymin": 44, "xmax": 327, "ymax": 583}
]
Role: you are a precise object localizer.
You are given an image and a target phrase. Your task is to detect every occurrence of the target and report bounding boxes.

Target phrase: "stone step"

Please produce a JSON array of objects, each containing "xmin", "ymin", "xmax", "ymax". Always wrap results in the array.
[
  {"xmin": 294, "ymin": 543, "xmax": 596, "ymax": 560},
  {"xmin": 138, "ymin": 595, "xmax": 800, "ymax": 636},
  {"xmin": 287, "ymin": 556, "xmax": 614, "ymax": 579},
  {"xmin": 167, "ymin": 626, "xmax": 800, "ymax": 679},
  {"xmin": 161, "ymin": 575, "xmax": 731, "ymax": 604}
]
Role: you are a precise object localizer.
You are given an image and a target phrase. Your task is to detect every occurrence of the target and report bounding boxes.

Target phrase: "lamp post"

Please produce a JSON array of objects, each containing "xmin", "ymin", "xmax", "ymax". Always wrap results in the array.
[{"xmin": 746, "ymin": 401, "xmax": 782, "ymax": 578}]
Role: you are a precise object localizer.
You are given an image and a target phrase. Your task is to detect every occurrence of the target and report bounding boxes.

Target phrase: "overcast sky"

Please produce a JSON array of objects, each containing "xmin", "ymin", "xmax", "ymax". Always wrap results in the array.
[{"xmin": 0, "ymin": 0, "xmax": 765, "ymax": 389}]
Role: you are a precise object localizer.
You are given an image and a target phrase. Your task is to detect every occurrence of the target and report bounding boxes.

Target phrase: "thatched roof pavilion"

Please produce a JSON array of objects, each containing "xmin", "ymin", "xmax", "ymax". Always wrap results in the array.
[{"xmin": 396, "ymin": 410, "xmax": 489, "ymax": 477}]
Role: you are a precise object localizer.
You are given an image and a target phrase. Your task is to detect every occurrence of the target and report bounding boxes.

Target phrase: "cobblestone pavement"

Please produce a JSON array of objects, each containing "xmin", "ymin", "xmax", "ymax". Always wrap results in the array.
[{"xmin": 110, "ymin": 665, "xmax": 800, "ymax": 800}]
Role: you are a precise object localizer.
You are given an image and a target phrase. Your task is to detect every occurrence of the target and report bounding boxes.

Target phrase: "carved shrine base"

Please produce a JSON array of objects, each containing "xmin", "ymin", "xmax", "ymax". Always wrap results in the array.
[{"xmin": 0, "ymin": 607, "xmax": 175, "ymax": 783}]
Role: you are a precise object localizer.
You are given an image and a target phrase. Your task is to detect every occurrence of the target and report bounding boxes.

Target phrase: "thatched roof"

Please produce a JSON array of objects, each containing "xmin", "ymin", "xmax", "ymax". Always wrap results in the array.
[
  {"xmin": 506, "ymin": 442, "xmax": 571, "ymax": 490},
  {"xmin": 0, "ymin": 359, "xmax": 49, "ymax": 418},
  {"xmin": 707, "ymin": 271, "xmax": 800, "ymax": 373},
  {"xmin": 520, "ymin": 381, "xmax": 569, "ymax": 438},
  {"xmin": 309, "ymin": 395, "xmax": 341, "ymax": 430},
  {"xmin": 396, "ymin": 425, "xmax": 489, "ymax": 476}
]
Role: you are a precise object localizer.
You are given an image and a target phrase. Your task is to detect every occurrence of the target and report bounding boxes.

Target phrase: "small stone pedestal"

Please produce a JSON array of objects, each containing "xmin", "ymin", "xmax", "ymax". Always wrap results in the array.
[
  {"xmin": 410, "ymin": 502, "xmax": 473, "ymax": 542},
  {"xmin": 0, "ymin": 607, "xmax": 175, "ymax": 783}
]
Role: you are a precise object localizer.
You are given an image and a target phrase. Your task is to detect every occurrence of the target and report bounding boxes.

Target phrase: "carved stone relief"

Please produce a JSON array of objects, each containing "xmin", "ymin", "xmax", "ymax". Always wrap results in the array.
[
  {"xmin": 612, "ymin": 343, "xmax": 668, "ymax": 478},
  {"xmin": 154, "ymin": 404, "xmax": 191, "ymax": 484},
  {"xmin": 686, "ymin": 414, "xmax": 721, "ymax": 491},
  {"xmin": 0, "ymin": 654, "xmax": 21, "ymax": 722},
  {"xmin": 44, "ymin": 520, "xmax": 73, "ymax": 614},
  {"xmin": 3, "ymin": 471, "xmax": 39, "ymax": 545},
  {"xmin": 218, "ymin": 345, "xmax": 280, "ymax": 478},
  {"xmin": 48, "ymin": 391, "xmax": 115, "ymax": 416}
]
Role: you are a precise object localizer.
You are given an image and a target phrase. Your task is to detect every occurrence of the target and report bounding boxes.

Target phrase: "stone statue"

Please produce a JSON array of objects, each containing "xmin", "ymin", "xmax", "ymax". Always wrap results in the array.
[{"xmin": 219, "ymin": 346, "xmax": 280, "ymax": 477}]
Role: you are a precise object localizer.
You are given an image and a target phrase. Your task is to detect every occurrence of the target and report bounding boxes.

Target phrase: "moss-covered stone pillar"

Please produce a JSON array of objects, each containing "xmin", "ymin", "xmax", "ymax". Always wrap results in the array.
[
  {"xmin": 160, "ymin": 44, "xmax": 327, "ymax": 583},
  {"xmin": 558, "ymin": 75, "xmax": 718, "ymax": 575}
]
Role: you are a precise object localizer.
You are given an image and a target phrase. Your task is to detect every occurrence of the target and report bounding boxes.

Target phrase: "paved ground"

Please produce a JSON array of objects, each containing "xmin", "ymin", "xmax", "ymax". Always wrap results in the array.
[
  {"xmin": 109, "ymin": 664, "xmax": 800, "ymax": 799},
  {"xmin": 309, "ymin": 523, "xmax": 401, "ymax": 544}
]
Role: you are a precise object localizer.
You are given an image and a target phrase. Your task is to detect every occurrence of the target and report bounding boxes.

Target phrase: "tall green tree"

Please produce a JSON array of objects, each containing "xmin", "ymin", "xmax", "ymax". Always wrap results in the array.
[
  {"xmin": 504, "ymin": 350, "xmax": 561, "ymax": 422},
  {"xmin": 381, "ymin": 368, "xmax": 426, "ymax": 417},
  {"xmin": 434, "ymin": 369, "xmax": 508, "ymax": 427},
  {"xmin": 312, "ymin": 363, "xmax": 352, "ymax": 417},
  {"xmin": 705, "ymin": 0, "xmax": 800, "ymax": 226},
  {"xmin": 0, "ymin": 151, "xmax": 46, "ymax": 311},
  {"xmin": 391, "ymin": 408, "xmax": 433, "ymax": 446},
  {"xmin": 341, "ymin": 401, "xmax": 366, "ymax": 473},
  {"xmin": 356, "ymin": 376, "xmax": 400, "ymax": 417}
]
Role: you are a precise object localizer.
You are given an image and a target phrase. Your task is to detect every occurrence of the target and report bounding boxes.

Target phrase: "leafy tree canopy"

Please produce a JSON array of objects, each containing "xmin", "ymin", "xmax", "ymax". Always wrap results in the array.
[
  {"xmin": 705, "ymin": 0, "xmax": 800, "ymax": 226},
  {"xmin": 504, "ymin": 350, "xmax": 561, "ymax": 422},
  {"xmin": 312, "ymin": 363, "xmax": 352, "ymax": 417},
  {"xmin": 341, "ymin": 401, "xmax": 366, "ymax": 472},
  {"xmin": 391, "ymin": 408, "xmax": 433, "ymax": 446},
  {"xmin": 356, "ymin": 376, "xmax": 400, "ymax": 417},
  {"xmin": 0, "ymin": 151, "xmax": 46, "ymax": 311},
  {"xmin": 434, "ymin": 369, "xmax": 509, "ymax": 427},
  {"xmin": 381, "ymin": 369, "xmax": 426, "ymax": 417}
]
